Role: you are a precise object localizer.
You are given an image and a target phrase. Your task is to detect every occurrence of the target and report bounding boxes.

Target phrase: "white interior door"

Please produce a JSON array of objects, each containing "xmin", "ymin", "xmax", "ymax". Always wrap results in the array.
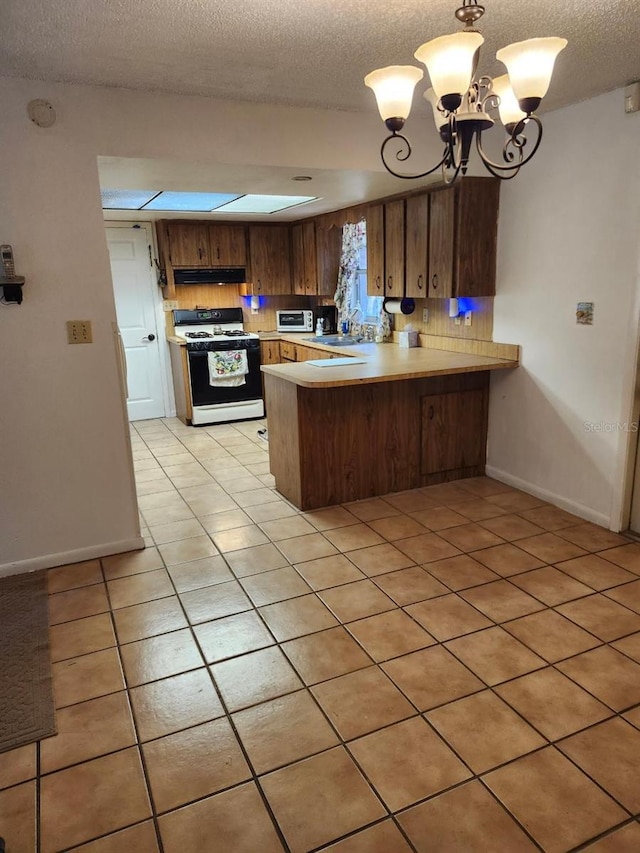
[{"xmin": 106, "ymin": 225, "xmax": 166, "ymax": 421}]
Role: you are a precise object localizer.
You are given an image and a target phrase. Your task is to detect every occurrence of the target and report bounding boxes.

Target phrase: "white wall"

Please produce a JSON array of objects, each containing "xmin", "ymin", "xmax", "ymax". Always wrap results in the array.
[
  {"xmin": 0, "ymin": 76, "xmax": 408, "ymax": 572},
  {"xmin": 488, "ymin": 89, "xmax": 640, "ymax": 528}
]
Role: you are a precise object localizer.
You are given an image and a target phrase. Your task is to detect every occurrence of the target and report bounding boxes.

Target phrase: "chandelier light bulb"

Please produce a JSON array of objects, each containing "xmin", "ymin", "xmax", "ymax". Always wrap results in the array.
[
  {"xmin": 496, "ymin": 37, "xmax": 568, "ymax": 113},
  {"xmin": 492, "ymin": 74, "xmax": 527, "ymax": 129},
  {"xmin": 414, "ymin": 31, "xmax": 484, "ymax": 110},
  {"xmin": 364, "ymin": 66, "xmax": 424, "ymax": 130}
]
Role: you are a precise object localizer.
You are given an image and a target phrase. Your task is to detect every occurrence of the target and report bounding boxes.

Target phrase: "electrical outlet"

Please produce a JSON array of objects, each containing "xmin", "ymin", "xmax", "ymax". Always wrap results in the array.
[
  {"xmin": 66, "ymin": 320, "xmax": 92, "ymax": 344},
  {"xmin": 464, "ymin": 310, "xmax": 473, "ymax": 326},
  {"xmin": 163, "ymin": 299, "xmax": 179, "ymax": 311},
  {"xmin": 454, "ymin": 316, "xmax": 462, "ymax": 325},
  {"xmin": 422, "ymin": 308, "xmax": 429, "ymax": 324}
]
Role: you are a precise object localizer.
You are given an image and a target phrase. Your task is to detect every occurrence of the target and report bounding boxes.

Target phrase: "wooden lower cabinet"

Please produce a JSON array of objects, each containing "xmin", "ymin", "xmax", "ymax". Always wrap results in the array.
[
  {"xmin": 260, "ymin": 340, "xmax": 281, "ymax": 365},
  {"xmin": 169, "ymin": 342, "xmax": 192, "ymax": 425},
  {"xmin": 264, "ymin": 370, "xmax": 490, "ymax": 509}
]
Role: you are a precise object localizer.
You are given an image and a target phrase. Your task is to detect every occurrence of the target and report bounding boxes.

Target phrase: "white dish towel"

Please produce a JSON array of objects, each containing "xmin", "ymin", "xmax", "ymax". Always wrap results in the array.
[{"xmin": 207, "ymin": 350, "xmax": 249, "ymax": 387}]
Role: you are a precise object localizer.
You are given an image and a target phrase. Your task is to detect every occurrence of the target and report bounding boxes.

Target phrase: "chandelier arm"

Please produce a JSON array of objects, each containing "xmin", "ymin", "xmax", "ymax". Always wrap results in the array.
[
  {"xmin": 476, "ymin": 115, "xmax": 544, "ymax": 173},
  {"xmin": 380, "ymin": 133, "xmax": 452, "ymax": 180}
]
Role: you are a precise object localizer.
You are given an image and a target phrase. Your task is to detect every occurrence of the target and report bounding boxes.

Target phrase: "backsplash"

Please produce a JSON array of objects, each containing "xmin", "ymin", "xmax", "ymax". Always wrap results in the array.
[{"xmin": 393, "ymin": 297, "xmax": 494, "ymax": 342}]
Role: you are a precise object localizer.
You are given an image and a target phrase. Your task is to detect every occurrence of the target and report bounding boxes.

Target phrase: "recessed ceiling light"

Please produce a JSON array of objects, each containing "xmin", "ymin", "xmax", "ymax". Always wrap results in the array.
[{"xmin": 292, "ymin": 175, "xmax": 313, "ymax": 181}]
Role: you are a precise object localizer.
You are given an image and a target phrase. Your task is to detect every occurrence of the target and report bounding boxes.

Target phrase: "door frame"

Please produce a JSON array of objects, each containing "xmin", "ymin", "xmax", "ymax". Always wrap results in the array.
[{"xmin": 105, "ymin": 221, "xmax": 176, "ymax": 420}]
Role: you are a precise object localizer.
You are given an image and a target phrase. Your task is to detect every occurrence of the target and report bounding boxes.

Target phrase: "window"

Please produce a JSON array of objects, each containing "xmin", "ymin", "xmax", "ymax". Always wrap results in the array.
[{"xmin": 353, "ymin": 225, "xmax": 384, "ymax": 324}]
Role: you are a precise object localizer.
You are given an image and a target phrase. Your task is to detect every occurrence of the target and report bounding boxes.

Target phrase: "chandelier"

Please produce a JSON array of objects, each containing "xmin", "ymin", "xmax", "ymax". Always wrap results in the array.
[{"xmin": 364, "ymin": 1, "xmax": 567, "ymax": 183}]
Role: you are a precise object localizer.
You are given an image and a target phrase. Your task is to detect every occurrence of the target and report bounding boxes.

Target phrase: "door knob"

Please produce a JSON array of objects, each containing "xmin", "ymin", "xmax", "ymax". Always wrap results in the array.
[{"xmin": 143, "ymin": 333, "xmax": 156, "ymax": 341}]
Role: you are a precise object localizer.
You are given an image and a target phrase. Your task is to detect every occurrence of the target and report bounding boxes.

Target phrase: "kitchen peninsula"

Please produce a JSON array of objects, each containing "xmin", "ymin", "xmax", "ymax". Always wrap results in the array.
[{"xmin": 262, "ymin": 338, "xmax": 518, "ymax": 510}]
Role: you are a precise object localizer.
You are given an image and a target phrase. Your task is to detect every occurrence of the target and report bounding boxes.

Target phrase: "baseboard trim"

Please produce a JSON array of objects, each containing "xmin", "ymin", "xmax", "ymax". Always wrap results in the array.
[
  {"xmin": 485, "ymin": 465, "xmax": 611, "ymax": 530},
  {"xmin": 0, "ymin": 537, "xmax": 145, "ymax": 578}
]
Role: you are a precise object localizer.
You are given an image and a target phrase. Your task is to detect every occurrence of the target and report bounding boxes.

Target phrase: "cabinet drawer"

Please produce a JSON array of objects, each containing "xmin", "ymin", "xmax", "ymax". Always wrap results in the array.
[{"xmin": 280, "ymin": 341, "xmax": 296, "ymax": 361}]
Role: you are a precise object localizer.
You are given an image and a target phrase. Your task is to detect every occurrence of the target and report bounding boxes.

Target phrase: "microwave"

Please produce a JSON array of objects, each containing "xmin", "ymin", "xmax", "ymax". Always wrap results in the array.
[{"xmin": 276, "ymin": 309, "xmax": 314, "ymax": 333}]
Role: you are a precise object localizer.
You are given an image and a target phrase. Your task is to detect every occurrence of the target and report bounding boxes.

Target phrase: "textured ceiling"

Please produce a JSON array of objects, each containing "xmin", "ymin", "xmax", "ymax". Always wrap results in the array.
[{"xmin": 1, "ymin": 0, "xmax": 638, "ymax": 115}]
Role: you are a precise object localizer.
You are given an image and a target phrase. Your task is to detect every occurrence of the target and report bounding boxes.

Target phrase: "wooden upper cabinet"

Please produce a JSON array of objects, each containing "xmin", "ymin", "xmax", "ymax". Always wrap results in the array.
[
  {"xmin": 316, "ymin": 225, "xmax": 342, "ymax": 298},
  {"xmin": 384, "ymin": 200, "xmax": 405, "ymax": 297},
  {"xmin": 248, "ymin": 225, "xmax": 292, "ymax": 295},
  {"xmin": 302, "ymin": 222, "xmax": 317, "ymax": 296},
  {"xmin": 208, "ymin": 224, "xmax": 247, "ymax": 266},
  {"xmin": 428, "ymin": 178, "xmax": 500, "ymax": 299},
  {"xmin": 166, "ymin": 222, "xmax": 211, "ymax": 267},
  {"xmin": 405, "ymin": 193, "xmax": 429, "ymax": 299},
  {"xmin": 291, "ymin": 224, "xmax": 306, "ymax": 295},
  {"xmin": 366, "ymin": 204, "xmax": 384, "ymax": 297}
]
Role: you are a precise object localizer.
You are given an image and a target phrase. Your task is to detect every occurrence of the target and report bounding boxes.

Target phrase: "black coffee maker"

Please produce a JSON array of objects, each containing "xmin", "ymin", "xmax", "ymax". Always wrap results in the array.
[{"xmin": 313, "ymin": 305, "xmax": 338, "ymax": 334}]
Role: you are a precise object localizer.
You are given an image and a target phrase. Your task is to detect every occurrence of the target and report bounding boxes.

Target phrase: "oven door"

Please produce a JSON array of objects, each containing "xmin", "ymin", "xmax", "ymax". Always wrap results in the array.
[{"xmin": 188, "ymin": 346, "xmax": 263, "ymax": 407}]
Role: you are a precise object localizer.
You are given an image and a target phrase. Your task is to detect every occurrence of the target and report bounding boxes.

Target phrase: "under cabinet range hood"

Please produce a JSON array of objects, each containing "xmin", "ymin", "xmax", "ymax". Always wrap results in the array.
[{"xmin": 173, "ymin": 268, "xmax": 247, "ymax": 286}]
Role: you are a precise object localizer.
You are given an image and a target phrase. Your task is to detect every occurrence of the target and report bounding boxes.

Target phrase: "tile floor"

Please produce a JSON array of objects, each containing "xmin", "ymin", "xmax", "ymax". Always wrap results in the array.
[{"xmin": 3, "ymin": 417, "xmax": 640, "ymax": 851}]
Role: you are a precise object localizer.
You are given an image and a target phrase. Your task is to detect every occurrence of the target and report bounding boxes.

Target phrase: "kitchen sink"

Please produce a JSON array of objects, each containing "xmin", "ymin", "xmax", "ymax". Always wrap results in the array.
[{"xmin": 303, "ymin": 336, "xmax": 364, "ymax": 346}]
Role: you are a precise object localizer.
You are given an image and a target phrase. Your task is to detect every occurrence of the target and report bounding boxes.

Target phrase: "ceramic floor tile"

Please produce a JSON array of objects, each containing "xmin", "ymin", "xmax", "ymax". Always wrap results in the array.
[
  {"xmin": 112, "ymin": 596, "xmax": 188, "ymax": 644},
  {"xmin": 624, "ymin": 706, "xmax": 640, "ymax": 728},
  {"xmin": 581, "ymin": 824, "xmax": 640, "ymax": 852},
  {"xmin": 382, "ymin": 645, "xmax": 484, "ymax": 711},
  {"xmin": 158, "ymin": 782, "xmax": 284, "ymax": 853},
  {"xmin": 478, "ymin": 513, "xmax": 545, "ymax": 541},
  {"xmin": 384, "ymin": 491, "xmax": 439, "ymax": 513},
  {"xmin": 275, "ymin": 532, "xmax": 339, "ymax": 563},
  {"xmin": 259, "ymin": 515, "xmax": 317, "ymax": 541},
  {"xmin": 281, "ymin": 626, "xmax": 372, "ymax": 685},
  {"xmin": 212, "ymin": 524, "xmax": 269, "ymax": 552},
  {"xmin": 516, "ymin": 504, "xmax": 582, "ymax": 529},
  {"xmin": 199, "ymin": 508, "xmax": 253, "ymax": 535},
  {"xmin": 40, "ymin": 691, "xmax": 136, "ymax": 773},
  {"xmin": 49, "ymin": 612, "xmax": 116, "ymax": 661},
  {"xmin": 182, "ymin": 493, "xmax": 239, "ymax": 517},
  {"xmin": 557, "ymin": 594, "xmax": 640, "ymax": 641},
  {"xmin": 405, "ymin": 594, "xmax": 492, "ymax": 641},
  {"xmin": 517, "ymin": 532, "xmax": 588, "ymax": 563},
  {"xmin": 460, "ymin": 579, "xmax": 544, "ymax": 622},
  {"xmin": 398, "ymin": 780, "xmax": 539, "ymax": 853},
  {"xmin": 483, "ymin": 747, "xmax": 626, "ymax": 853},
  {"xmin": 240, "ymin": 566, "xmax": 311, "ymax": 606},
  {"xmin": 510, "ymin": 565, "xmax": 593, "ymax": 605},
  {"xmin": 605, "ymin": 578, "xmax": 640, "ymax": 613},
  {"xmin": 502, "ymin": 608, "xmax": 601, "ymax": 662},
  {"xmin": 311, "ymin": 666, "xmax": 416, "ymax": 740},
  {"xmin": 40, "ymin": 748, "xmax": 152, "ymax": 853},
  {"xmin": 143, "ymin": 717, "xmax": 251, "ymax": 813},
  {"xmin": 558, "ymin": 717, "xmax": 640, "ymax": 812},
  {"xmin": 47, "ymin": 559, "xmax": 103, "ymax": 594},
  {"xmin": 496, "ymin": 666, "xmax": 612, "ymax": 740},
  {"xmin": 470, "ymin": 543, "xmax": 545, "ymax": 576},
  {"xmin": 137, "ymin": 491, "xmax": 184, "ymax": 512},
  {"xmin": 345, "ymin": 497, "xmax": 400, "ymax": 521},
  {"xmin": 367, "ymin": 514, "xmax": 428, "ymax": 541},
  {"xmin": 128, "ymin": 669, "xmax": 224, "ymax": 742},
  {"xmin": 234, "ymin": 488, "xmax": 284, "ymax": 508},
  {"xmin": 293, "ymin": 553, "xmax": 365, "ymax": 590},
  {"xmin": 321, "ymin": 820, "xmax": 413, "ymax": 853},
  {"xmin": 598, "ymin": 543, "xmax": 640, "ymax": 573},
  {"xmin": 232, "ymin": 690, "xmax": 340, "ymax": 774},
  {"xmin": 158, "ymin": 536, "xmax": 218, "ymax": 566},
  {"xmin": 261, "ymin": 747, "xmax": 385, "ymax": 853},
  {"xmin": 179, "ymin": 580, "xmax": 252, "ymax": 624},
  {"xmin": 322, "ymin": 523, "xmax": 386, "ymax": 553},
  {"xmin": 0, "ymin": 744, "xmax": 36, "ymax": 790},
  {"xmin": 52, "ymin": 647, "xmax": 125, "ymax": 708},
  {"xmin": 141, "ymin": 503, "xmax": 195, "ymax": 527},
  {"xmin": 258, "ymin": 594, "xmax": 339, "ymax": 641},
  {"xmin": 612, "ymin": 631, "xmax": 640, "ymax": 662},
  {"xmin": 422, "ymin": 482, "xmax": 477, "ymax": 504},
  {"xmin": 395, "ymin": 532, "xmax": 462, "ymax": 564},
  {"xmin": 319, "ymin": 579, "xmax": 396, "ymax": 622},
  {"xmin": 102, "ymin": 548, "xmax": 165, "ymax": 579},
  {"xmin": 437, "ymin": 523, "xmax": 506, "ymax": 552},
  {"xmin": 194, "ymin": 610, "xmax": 275, "ymax": 662},
  {"xmin": 64, "ymin": 820, "xmax": 160, "ymax": 852},
  {"xmin": 107, "ymin": 568, "xmax": 174, "ymax": 609},
  {"xmin": 245, "ymin": 500, "xmax": 299, "ymax": 523},
  {"xmin": 225, "ymin": 543, "xmax": 290, "ymax": 577},
  {"xmin": 346, "ymin": 542, "xmax": 416, "ymax": 576},
  {"xmin": 211, "ymin": 646, "xmax": 303, "ymax": 711},
  {"xmin": 350, "ymin": 716, "xmax": 470, "ymax": 812},
  {"xmin": 166, "ymin": 556, "xmax": 234, "ymax": 592},
  {"xmin": 302, "ymin": 506, "xmax": 359, "ymax": 531},
  {"xmin": 0, "ymin": 782, "xmax": 36, "ymax": 853},
  {"xmin": 425, "ymin": 553, "xmax": 500, "ymax": 591},
  {"xmin": 556, "ymin": 646, "xmax": 640, "ymax": 711},
  {"xmin": 149, "ymin": 518, "xmax": 206, "ymax": 545},
  {"xmin": 557, "ymin": 523, "xmax": 630, "ymax": 552},
  {"xmin": 446, "ymin": 626, "xmax": 546, "ymax": 686},
  {"xmin": 373, "ymin": 566, "xmax": 449, "ymax": 605},
  {"xmin": 119, "ymin": 629, "xmax": 204, "ymax": 687},
  {"xmin": 347, "ymin": 609, "xmax": 434, "ymax": 662},
  {"xmin": 48, "ymin": 583, "xmax": 110, "ymax": 625},
  {"xmin": 447, "ymin": 497, "xmax": 510, "ymax": 522},
  {"xmin": 409, "ymin": 506, "xmax": 470, "ymax": 531}
]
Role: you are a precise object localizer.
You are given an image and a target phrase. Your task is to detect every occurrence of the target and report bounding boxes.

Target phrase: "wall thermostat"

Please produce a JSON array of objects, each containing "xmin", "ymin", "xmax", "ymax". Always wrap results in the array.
[{"xmin": 27, "ymin": 99, "xmax": 57, "ymax": 128}]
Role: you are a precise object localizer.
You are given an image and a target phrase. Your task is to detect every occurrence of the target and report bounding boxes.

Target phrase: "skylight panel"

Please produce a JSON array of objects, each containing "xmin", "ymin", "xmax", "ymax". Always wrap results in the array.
[
  {"xmin": 142, "ymin": 192, "xmax": 242, "ymax": 211},
  {"xmin": 214, "ymin": 195, "xmax": 317, "ymax": 214},
  {"xmin": 101, "ymin": 189, "xmax": 160, "ymax": 209}
]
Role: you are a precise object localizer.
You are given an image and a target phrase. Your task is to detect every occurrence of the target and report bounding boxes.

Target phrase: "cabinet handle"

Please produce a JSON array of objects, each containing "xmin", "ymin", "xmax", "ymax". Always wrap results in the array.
[
  {"xmin": 198, "ymin": 247, "xmax": 203, "ymax": 260},
  {"xmin": 432, "ymin": 274, "xmax": 438, "ymax": 291},
  {"xmin": 376, "ymin": 275, "xmax": 381, "ymax": 291},
  {"xmin": 257, "ymin": 279, "xmax": 262, "ymax": 292},
  {"xmin": 387, "ymin": 275, "xmax": 393, "ymax": 291},
  {"xmin": 417, "ymin": 274, "xmax": 423, "ymax": 291},
  {"xmin": 428, "ymin": 405, "xmax": 435, "ymax": 420}
]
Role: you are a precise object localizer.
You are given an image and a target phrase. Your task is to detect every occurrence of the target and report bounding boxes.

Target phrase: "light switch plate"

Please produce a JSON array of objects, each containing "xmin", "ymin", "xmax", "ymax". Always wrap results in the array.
[
  {"xmin": 422, "ymin": 308, "xmax": 429, "ymax": 323},
  {"xmin": 464, "ymin": 310, "xmax": 473, "ymax": 326},
  {"xmin": 163, "ymin": 299, "xmax": 179, "ymax": 311},
  {"xmin": 67, "ymin": 320, "xmax": 92, "ymax": 344}
]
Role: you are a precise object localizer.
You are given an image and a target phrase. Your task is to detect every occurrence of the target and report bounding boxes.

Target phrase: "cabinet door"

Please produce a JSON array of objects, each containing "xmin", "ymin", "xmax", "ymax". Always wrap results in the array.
[
  {"xmin": 366, "ymin": 204, "xmax": 384, "ymax": 297},
  {"xmin": 209, "ymin": 225, "xmax": 246, "ymax": 266},
  {"xmin": 260, "ymin": 340, "xmax": 281, "ymax": 365},
  {"xmin": 421, "ymin": 389, "xmax": 487, "ymax": 474},
  {"xmin": 455, "ymin": 179, "xmax": 500, "ymax": 297},
  {"xmin": 167, "ymin": 223, "xmax": 210, "ymax": 267},
  {"xmin": 291, "ymin": 224, "xmax": 306, "ymax": 295},
  {"xmin": 248, "ymin": 225, "xmax": 292, "ymax": 295},
  {"xmin": 384, "ymin": 200, "xmax": 405, "ymax": 297},
  {"xmin": 405, "ymin": 194, "xmax": 429, "ymax": 299},
  {"xmin": 303, "ymin": 222, "xmax": 318, "ymax": 295},
  {"xmin": 316, "ymin": 225, "xmax": 342, "ymax": 297},
  {"xmin": 428, "ymin": 190, "xmax": 454, "ymax": 298}
]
